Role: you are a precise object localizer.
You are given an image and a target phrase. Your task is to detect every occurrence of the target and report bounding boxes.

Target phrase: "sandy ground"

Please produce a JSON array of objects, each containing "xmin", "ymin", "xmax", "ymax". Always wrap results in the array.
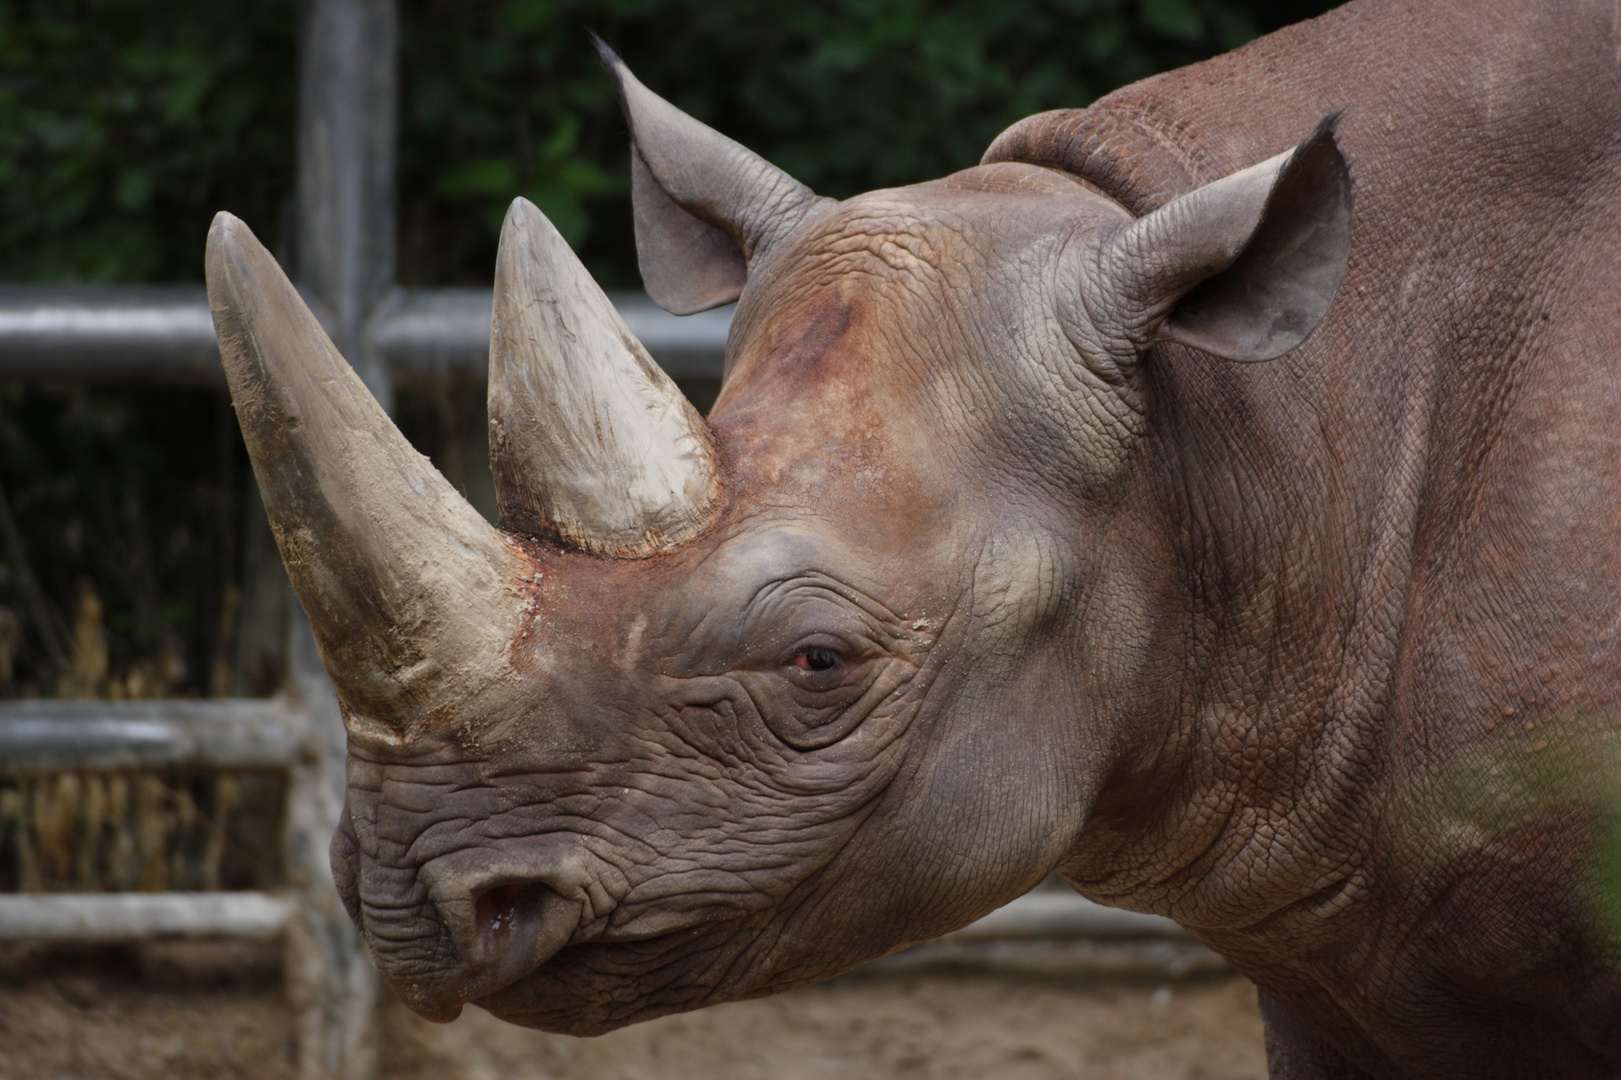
[{"xmin": 0, "ymin": 941, "xmax": 1266, "ymax": 1080}]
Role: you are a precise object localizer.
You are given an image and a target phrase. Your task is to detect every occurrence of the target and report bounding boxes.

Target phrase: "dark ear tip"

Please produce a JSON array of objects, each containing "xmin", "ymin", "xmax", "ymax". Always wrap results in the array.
[
  {"xmin": 1291, "ymin": 112, "xmax": 1351, "ymax": 188},
  {"xmin": 590, "ymin": 32, "xmax": 634, "ymax": 127},
  {"xmin": 1304, "ymin": 111, "xmax": 1346, "ymax": 155}
]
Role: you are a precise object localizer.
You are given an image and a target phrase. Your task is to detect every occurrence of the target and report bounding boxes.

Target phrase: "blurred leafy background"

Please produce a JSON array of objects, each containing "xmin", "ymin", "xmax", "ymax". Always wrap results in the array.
[
  {"xmin": 0, "ymin": 0, "xmax": 1331, "ymax": 702},
  {"xmin": 4, "ymin": 0, "xmax": 1327, "ymax": 290}
]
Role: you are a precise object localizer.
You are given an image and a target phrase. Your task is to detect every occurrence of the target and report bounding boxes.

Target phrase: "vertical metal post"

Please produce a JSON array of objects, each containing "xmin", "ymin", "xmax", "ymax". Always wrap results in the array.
[
  {"xmin": 296, "ymin": 0, "xmax": 397, "ymax": 409},
  {"xmin": 285, "ymin": 1, "xmax": 396, "ymax": 1076}
]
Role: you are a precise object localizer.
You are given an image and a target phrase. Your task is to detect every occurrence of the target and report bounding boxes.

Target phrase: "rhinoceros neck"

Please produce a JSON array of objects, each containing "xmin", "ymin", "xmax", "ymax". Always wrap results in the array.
[
  {"xmin": 1062, "ymin": 359, "xmax": 1422, "ymax": 930},
  {"xmin": 980, "ymin": 101, "xmax": 1211, "ymax": 217},
  {"xmin": 1039, "ymin": 0, "xmax": 1621, "ymax": 1053}
]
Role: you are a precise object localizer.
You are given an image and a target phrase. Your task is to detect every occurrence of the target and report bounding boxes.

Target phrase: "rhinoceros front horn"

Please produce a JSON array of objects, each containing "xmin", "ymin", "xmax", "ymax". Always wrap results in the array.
[
  {"xmin": 487, "ymin": 197, "xmax": 720, "ymax": 557},
  {"xmin": 207, "ymin": 213, "xmax": 526, "ymax": 733}
]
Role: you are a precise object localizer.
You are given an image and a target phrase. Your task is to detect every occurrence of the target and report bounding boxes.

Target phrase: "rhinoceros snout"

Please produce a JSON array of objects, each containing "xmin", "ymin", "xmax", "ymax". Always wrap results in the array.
[
  {"xmin": 332, "ymin": 820, "xmax": 589, "ymax": 1022},
  {"xmin": 431, "ymin": 878, "xmax": 580, "ymax": 1011}
]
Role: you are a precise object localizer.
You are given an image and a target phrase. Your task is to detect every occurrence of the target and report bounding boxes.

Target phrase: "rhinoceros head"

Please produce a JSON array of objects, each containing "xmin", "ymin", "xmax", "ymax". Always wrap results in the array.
[{"xmin": 206, "ymin": 51, "xmax": 1349, "ymax": 1032}]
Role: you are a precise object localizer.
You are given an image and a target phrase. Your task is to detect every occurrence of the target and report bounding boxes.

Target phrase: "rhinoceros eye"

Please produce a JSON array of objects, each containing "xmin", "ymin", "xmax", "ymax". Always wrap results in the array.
[
  {"xmin": 780, "ymin": 640, "xmax": 856, "ymax": 695},
  {"xmin": 790, "ymin": 646, "xmax": 842, "ymax": 672},
  {"xmin": 750, "ymin": 637, "xmax": 879, "ymax": 749}
]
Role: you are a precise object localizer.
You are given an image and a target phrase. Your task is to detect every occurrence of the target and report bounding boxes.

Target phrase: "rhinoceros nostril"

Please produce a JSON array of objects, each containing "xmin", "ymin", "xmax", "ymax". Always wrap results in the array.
[
  {"xmin": 476, "ymin": 883, "xmax": 544, "ymax": 950},
  {"xmin": 459, "ymin": 881, "xmax": 578, "ymax": 995},
  {"xmin": 390, "ymin": 881, "xmax": 579, "ymax": 1024},
  {"xmin": 386, "ymin": 855, "xmax": 589, "ymax": 1022}
]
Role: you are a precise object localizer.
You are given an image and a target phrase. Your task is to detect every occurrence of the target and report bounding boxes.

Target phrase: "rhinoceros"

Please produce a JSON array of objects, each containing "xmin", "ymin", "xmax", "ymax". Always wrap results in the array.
[{"xmin": 204, "ymin": 0, "xmax": 1621, "ymax": 1075}]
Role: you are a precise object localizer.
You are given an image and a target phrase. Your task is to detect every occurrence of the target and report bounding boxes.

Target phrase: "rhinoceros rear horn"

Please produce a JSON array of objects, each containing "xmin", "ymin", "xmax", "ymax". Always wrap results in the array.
[
  {"xmin": 595, "ymin": 38, "xmax": 832, "ymax": 316},
  {"xmin": 207, "ymin": 214, "xmax": 525, "ymax": 732},
  {"xmin": 488, "ymin": 198, "xmax": 720, "ymax": 557},
  {"xmin": 1083, "ymin": 116, "xmax": 1353, "ymax": 363}
]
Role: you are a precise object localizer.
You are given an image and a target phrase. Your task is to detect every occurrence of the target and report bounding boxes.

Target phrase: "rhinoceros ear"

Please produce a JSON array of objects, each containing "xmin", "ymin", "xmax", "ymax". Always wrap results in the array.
[
  {"xmin": 1081, "ymin": 116, "xmax": 1352, "ymax": 363},
  {"xmin": 596, "ymin": 38, "xmax": 832, "ymax": 315}
]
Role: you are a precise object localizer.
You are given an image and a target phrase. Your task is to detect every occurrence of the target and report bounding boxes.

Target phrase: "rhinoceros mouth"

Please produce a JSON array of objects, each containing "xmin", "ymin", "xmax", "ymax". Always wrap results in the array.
[{"xmin": 467, "ymin": 918, "xmax": 758, "ymax": 1035}]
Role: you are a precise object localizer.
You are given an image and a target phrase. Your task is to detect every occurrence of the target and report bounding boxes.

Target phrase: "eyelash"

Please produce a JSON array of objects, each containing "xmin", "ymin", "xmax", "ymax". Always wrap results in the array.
[{"xmin": 789, "ymin": 646, "xmax": 843, "ymax": 672}]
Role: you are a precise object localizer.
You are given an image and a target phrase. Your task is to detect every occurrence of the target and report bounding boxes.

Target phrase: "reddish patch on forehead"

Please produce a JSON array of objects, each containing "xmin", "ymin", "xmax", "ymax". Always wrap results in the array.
[
  {"xmin": 768, "ymin": 295, "xmax": 857, "ymax": 378},
  {"xmin": 714, "ymin": 273, "xmax": 888, "ymax": 432},
  {"xmin": 702, "ymin": 273, "xmax": 942, "ymax": 535}
]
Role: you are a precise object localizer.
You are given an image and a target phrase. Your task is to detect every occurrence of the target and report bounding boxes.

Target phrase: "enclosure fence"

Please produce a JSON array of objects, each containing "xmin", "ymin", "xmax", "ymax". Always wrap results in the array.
[{"xmin": 0, "ymin": 3, "xmax": 1182, "ymax": 1077}]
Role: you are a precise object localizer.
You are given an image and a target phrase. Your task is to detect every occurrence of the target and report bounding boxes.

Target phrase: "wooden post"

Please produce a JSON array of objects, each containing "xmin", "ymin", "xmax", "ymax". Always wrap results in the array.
[{"xmin": 284, "ymin": 619, "xmax": 380, "ymax": 1080}]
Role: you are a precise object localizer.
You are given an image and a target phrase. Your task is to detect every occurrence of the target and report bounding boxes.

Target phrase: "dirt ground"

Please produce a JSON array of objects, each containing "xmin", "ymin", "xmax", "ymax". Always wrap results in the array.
[{"xmin": 0, "ymin": 940, "xmax": 1266, "ymax": 1080}]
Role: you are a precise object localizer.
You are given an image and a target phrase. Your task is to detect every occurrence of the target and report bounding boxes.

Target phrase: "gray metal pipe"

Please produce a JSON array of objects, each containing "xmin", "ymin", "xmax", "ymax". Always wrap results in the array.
[
  {"xmin": 0, "ymin": 285, "xmax": 219, "ymax": 382},
  {"xmin": 0, "ymin": 892, "xmax": 292, "ymax": 942},
  {"xmin": 0, "ymin": 889, "xmax": 1182, "ymax": 947},
  {"xmin": 296, "ymin": 0, "xmax": 397, "ymax": 408},
  {"xmin": 943, "ymin": 890, "xmax": 1191, "ymax": 942},
  {"xmin": 0, "ymin": 286, "xmax": 729, "ymax": 384},
  {"xmin": 0, "ymin": 698, "xmax": 312, "ymax": 773}
]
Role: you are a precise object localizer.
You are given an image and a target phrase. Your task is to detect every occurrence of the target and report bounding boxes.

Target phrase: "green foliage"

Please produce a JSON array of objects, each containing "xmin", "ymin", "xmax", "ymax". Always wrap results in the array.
[
  {"xmin": 1411, "ymin": 725, "xmax": 1621, "ymax": 955},
  {"xmin": 398, "ymin": 0, "xmax": 1309, "ymax": 287},
  {"xmin": 0, "ymin": 0, "xmax": 297, "ymax": 283},
  {"xmin": 2, "ymin": 0, "xmax": 1331, "ymax": 289}
]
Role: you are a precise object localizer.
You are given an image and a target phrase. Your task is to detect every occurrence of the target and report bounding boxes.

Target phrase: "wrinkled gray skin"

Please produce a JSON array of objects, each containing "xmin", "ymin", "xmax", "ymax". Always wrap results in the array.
[{"xmin": 211, "ymin": 0, "xmax": 1621, "ymax": 1077}]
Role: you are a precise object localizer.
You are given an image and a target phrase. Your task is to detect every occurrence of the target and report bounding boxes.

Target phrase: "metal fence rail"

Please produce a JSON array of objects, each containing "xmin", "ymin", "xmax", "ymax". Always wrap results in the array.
[
  {"xmin": 944, "ymin": 890, "xmax": 1186, "ymax": 942},
  {"xmin": 0, "ymin": 891, "xmax": 294, "ymax": 943},
  {"xmin": 0, "ymin": 285, "xmax": 732, "ymax": 385},
  {"xmin": 1, "ymin": 5, "xmax": 406, "ymax": 1078},
  {"xmin": 0, "ymin": 698, "xmax": 310, "ymax": 772}
]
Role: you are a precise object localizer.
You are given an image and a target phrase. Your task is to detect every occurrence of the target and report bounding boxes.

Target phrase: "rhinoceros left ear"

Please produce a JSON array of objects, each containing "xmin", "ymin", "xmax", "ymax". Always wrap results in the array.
[
  {"xmin": 596, "ymin": 39, "xmax": 832, "ymax": 316},
  {"xmin": 1080, "ymin": 116, "xmax": 1352, "ymax": 363}
]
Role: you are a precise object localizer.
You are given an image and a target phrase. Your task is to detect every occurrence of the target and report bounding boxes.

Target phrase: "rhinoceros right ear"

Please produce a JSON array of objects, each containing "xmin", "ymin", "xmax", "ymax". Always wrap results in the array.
[
  {"xmin": 596, "ymin": 39, "xmax": 832, "ymax": 315},
  {"xmin": 1079, "ymin": 116, "xmax": 1352, "ymax": 364}
]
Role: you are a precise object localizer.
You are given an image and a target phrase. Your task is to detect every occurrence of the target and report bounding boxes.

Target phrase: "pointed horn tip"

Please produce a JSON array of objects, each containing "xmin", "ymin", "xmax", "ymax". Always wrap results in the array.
[
  {"xmin": 503, "ymin": 195, "xmax": 540, "ymax": 227},
  {"xmin": 206, "ymin": 215, "xmax": 246, "ymax": 308},
  {"xmin": 497, "ymin": 197, "xmax": 559, "ymax": 255},
  {"xmin": 206, "ymin": 211, "xmax": 256, "ymax": 256},
  {"xmin": 205, "ymin": 212, "xmax": 276, "ymax": 290},
  {"xmin": 499, "ymin": 197, "xmax": 586, "ymax": 260}
]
